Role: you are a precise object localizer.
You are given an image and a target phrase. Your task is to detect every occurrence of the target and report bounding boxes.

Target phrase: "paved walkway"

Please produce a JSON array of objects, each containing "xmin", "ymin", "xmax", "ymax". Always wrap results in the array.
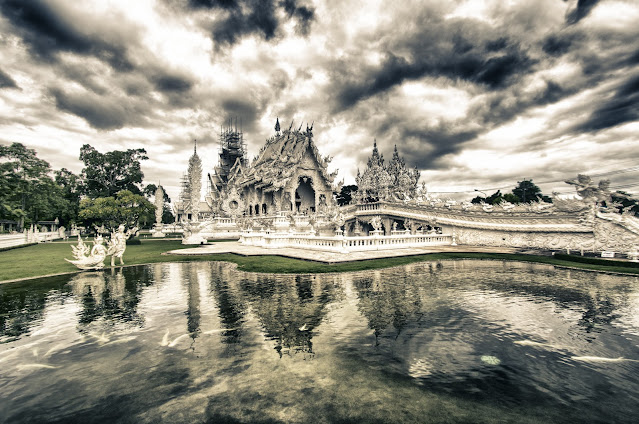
[{"xmin": 166, "ymin": 242, "xmax": 522, "ymax": 264}]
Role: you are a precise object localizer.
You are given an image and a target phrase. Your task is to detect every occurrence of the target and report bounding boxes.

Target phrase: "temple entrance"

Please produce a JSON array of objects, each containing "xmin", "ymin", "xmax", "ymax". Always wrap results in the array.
[{"xmin": 295, "ymin": 177, "xmax": 315, "ymax": 214}]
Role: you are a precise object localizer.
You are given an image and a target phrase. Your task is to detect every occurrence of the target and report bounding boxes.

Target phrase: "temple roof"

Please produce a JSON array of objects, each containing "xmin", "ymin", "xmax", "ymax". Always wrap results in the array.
[{"xmin": 238, "ymin": 126, "xmax": 336, "ymax": 191}]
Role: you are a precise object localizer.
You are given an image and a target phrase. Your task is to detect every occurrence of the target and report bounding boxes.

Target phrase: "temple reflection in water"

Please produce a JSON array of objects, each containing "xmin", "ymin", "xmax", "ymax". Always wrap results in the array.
[{"xmin": 2, "ymin": 261, "xmax": 636, "ymax": 355}]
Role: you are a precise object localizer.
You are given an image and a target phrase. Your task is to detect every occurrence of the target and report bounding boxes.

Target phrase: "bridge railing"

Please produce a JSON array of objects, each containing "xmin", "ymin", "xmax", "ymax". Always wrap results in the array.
[{"xmin": 240, "ymin": 231, "xmax": 452, "ymax": 253}]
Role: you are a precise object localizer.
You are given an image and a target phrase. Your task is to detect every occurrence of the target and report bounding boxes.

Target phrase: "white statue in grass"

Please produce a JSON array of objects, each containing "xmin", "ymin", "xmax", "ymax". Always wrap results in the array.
[
  {"xmin": 108, "ymin": 225, "xmax": 137, "ymax": 267},
  {"xmin": 66, "ymin": 225, "xmax": 138, "ymax": 270},
  {"xmin": 66, "ymin": 235, "xmax": 108, "ymax": 270}
]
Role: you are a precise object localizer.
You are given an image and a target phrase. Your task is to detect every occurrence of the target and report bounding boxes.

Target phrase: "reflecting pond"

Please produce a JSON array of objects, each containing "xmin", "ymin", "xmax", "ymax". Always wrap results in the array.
[{"xmin": 1, "ymin": 260, "xmax": 639, "ymax": 423}]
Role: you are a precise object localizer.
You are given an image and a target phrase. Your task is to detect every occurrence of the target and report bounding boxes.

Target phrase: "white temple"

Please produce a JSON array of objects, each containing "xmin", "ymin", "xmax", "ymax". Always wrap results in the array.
[{"xmin": 166, "ymin": 119, "xmax": 639, "ymax": 256}]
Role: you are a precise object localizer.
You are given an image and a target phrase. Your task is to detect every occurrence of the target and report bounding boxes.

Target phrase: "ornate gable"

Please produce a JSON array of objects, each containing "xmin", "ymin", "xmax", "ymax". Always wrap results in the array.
[{"xmin": 239, "ymin": 123, "xmax": 335, "ymax": 191}]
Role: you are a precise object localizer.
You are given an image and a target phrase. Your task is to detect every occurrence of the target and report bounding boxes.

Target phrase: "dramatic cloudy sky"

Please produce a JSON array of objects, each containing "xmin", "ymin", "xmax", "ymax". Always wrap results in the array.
[{"xmin": 1, "ymin": 0, "xmax": 638, "ymax": 202}]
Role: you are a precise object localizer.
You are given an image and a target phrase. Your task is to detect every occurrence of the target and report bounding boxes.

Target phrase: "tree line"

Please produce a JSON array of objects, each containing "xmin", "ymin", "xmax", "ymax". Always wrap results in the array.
[{"xmin": 0, "ymin": 142, "xmax": 173, "ymax": 233}]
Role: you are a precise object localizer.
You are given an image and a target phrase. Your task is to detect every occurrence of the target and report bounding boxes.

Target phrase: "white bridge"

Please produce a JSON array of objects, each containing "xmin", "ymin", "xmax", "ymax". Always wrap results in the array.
[{"xmin": 167, "ymin": 199, "xmax": 638, "ymax": 256}]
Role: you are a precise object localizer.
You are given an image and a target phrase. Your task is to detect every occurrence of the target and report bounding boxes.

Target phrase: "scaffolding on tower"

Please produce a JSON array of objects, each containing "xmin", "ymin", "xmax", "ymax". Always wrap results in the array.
[{"xmin": 212, "ymin": 118, "xmax": 248, "ymax": 192}]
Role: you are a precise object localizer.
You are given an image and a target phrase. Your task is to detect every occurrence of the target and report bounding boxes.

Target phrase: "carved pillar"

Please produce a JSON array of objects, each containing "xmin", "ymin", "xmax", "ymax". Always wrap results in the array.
[
  {"xmin": 273, "ymin": 190, "xmax": 281, "ymax": 213},
  {"xmin": 291, "ymin": 189, "xmax": 297, "ymax": 213},
  {"xmin": 382, "ymin": 217, "xmax": 392, "ymax": 236}
]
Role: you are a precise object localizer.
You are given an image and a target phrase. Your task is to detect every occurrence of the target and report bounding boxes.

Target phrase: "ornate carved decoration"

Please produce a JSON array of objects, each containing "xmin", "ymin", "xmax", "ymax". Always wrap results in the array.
[{"xmin": 154, "ymin": 184, "xmax": 164, "ymax": 225}]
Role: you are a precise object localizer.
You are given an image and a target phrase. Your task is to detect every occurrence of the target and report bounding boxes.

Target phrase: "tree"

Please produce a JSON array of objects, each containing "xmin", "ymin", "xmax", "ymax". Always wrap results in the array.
[
  {"xmin": 609, "ymin": 191, "xmax": 639, "ymax": 217},
  {"xmin": 0, "ymin": 143, "xmax": 60, "ymax": 228},
  {"xmin": 79, "ymin": 144, "xmax": 148, "ymax": 198},
  {"xmin": 336, "ymin": 185, "xmax": 358, "ymax": 206},
  {"xmin": 79, "ymin": 190, "xmax": 155, "ymax": 233},
  {"xmin": 54, "ymin": 168, "xmax": 82, "ymax": 226},
  {"xmin": 512, "ymin": 179, "xmax": 551, "ymax": 204},
  {"xmin": 471, "ymin": 190, "xmax": 503, "ymax": 205},
  {"xmin": 502, "ymin": 193, "xmax": 520, "ymax": 204}
]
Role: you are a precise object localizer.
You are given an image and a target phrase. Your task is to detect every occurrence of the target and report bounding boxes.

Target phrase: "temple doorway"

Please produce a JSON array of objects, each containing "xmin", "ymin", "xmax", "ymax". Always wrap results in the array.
[{"xmin": 295, "ymin": 177, "xmax": 315, "ymax": 214}]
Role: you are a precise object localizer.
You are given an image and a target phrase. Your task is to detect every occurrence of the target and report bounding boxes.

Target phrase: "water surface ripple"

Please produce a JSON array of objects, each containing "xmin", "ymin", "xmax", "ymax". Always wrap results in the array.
[{"xmin": 1, "ymin": 260, "xmax": 638, "ymax": 423}]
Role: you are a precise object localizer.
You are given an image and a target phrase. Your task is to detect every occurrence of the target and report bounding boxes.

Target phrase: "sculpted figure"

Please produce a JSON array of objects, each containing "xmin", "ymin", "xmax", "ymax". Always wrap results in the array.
[
  {"xmin": 108, "ymin": 225, "xmax": 137, "ymax": 267},
  {"xmin": 70, "ymin": 234, "xmax": 90, "ymax": 259},
  {"xmin": 500, "ymin": 201, "xmax": 515, "ymax": 211},
  {"xmin": 66, "ymin": 235, "xmax": 108, "ymax": 270},
  {"xmin": 565, "ymin": 174, "xmax": 611, "ymax": 203},
  {"xmin": 370, "ymin": 216, "xmax": 383, "ymax": 231}
]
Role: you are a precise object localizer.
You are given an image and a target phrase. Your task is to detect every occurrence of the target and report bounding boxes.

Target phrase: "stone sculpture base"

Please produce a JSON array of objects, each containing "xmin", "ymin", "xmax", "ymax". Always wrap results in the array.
[{"xmin": 182, "ymin": 233, "xmax": 207, "ymax": 245}]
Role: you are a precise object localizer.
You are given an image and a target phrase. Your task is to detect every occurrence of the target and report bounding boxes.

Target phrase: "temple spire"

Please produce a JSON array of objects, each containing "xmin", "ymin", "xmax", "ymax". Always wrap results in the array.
[
  {"xmin": 275, "ymin": 117, "xmax": 280, "ymax": 134},
  {"xmin": 193, "ymin": 139, "xmax": 197, "ymax": 154}
]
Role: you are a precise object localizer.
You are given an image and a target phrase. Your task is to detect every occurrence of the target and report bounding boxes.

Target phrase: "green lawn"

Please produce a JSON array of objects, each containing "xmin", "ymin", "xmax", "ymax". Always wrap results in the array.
[{"xmin": 1, "ymin": 239, "xmax": 638, "ymax": 283}]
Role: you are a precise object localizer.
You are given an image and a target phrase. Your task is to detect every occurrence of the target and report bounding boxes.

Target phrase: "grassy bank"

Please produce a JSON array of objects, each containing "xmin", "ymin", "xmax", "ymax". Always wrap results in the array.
[{"xmin": 1, "ymin": 239, "xmax": 639, "ymax": 283}]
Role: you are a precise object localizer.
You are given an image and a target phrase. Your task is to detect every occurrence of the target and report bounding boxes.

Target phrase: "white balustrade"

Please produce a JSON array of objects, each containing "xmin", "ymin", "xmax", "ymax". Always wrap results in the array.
[
  {"xmin": 239, "ymin": 231, "xmax": 452, "ymax": 253},
  {"xmin": 0, "ymin": 230, "xmax": 68, "ymax": 249},
  {"xmin": 0, "ymin": 233, "xmax": 28, "ymax": 249}
]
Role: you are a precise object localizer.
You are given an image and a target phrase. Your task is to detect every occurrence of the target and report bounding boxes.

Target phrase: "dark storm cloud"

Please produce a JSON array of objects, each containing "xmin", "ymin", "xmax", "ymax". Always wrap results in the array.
[
  {"xmin": 565, "ymin": 0, "xmax": 601, "ymax": 25},
  {"xmin": 577, "ymin": 74, "xmax": 639, "ymax": 132},
  {"xmin": 213, "ymin": 0, "xmax": 278, "ymax": 45},
  {"xmin": 182, "ymin": 0, "xmax": 315, "ymax": 45},
  {"xmin": 189, "ymin": 0, "xmax": 239, "ymax": 9},
  {"xmin": 280, "ymin": 0, "xmax": 314, "ymax": 36},
  {"xmin": 49, "ymin": 87, "xmax": 149, "ymax": 130},
  {"xmin": 151, "ymin": 73, "xmax": 194, "ymax": 93},
  {"xmin": 331, "ymin": 25, "xmax": 534, "ymax": 112},
  {"xmin": 0, "ymin": 68, "xmax": 19, "ymax": 89},
  {"xmin": 357, "ymin": 112, "xmax": 481, "ymax": 171},
  {"xmin": 220, "ymin": 97, "xmax": 260, "ymax": 131},
  {"xmin": 399, "ymin": 127, "xmax": 480, "ymax": 170},
  {"xmin": 542, "ymin": 32, "xmax": 579, "ymax": 56},
  {"xmin": 0, "ymin": 0, "xmax": 134, "ymax": 70}
]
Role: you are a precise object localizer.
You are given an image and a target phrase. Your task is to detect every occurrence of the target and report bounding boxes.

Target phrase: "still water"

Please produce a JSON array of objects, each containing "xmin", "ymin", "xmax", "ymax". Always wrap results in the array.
[{"xmin": 1, "ymin": 260, "xmax": 639, "ymax": 423}]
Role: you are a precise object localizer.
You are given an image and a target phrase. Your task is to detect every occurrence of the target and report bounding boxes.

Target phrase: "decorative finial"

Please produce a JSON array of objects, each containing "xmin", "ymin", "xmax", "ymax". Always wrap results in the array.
[
  {"xmin": 194, "ymin": 139, "xmax": 197, "ymax": 154},
  {"xmin": 275, "ymin": 117, "xmax": 280, "ymax": 133}
]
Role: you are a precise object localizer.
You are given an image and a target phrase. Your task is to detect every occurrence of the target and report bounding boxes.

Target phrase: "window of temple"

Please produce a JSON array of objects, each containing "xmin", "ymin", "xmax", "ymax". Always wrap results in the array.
[{"xmin": 262, "ymin": 204, "xmax": 267, "ymax": 214}]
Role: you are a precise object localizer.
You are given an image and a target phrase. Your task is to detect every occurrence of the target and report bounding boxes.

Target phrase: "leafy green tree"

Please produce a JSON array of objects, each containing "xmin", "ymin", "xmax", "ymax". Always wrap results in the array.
[
  {"xmin": 0, "ymin": 143, "xmax": 60, "ymax": 228},
  {"xmin": 54, "ymin": 168, "xmax": 81, "ymax": 226},
  {"xmin": 502, "ymin": 193, "xmax": 520, "ymax": 204},
  {"xmin": 79, "ymin": 190, "xmax": 154, "ymax": 233},
  {"xmin": 487, "ymin": 190, "xmax": 503, "ymax": 205},
  {"xmin": 609, "ymin": 191, "xmax": 639, "ymax": 217},
  {"xmin": 335, "ymin": 185, "xmax": 358, "ymax": 206},
  {"xmin": 470, "ymin": 195, "xmax": 484, "ymax": 204},
  {"xmin": 79, "ymin": 144, "xmax": 148, "ymax": 198},
  {"xmin": 512, "ymin": 179, "xmax": 551, "ymax": 203}
]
